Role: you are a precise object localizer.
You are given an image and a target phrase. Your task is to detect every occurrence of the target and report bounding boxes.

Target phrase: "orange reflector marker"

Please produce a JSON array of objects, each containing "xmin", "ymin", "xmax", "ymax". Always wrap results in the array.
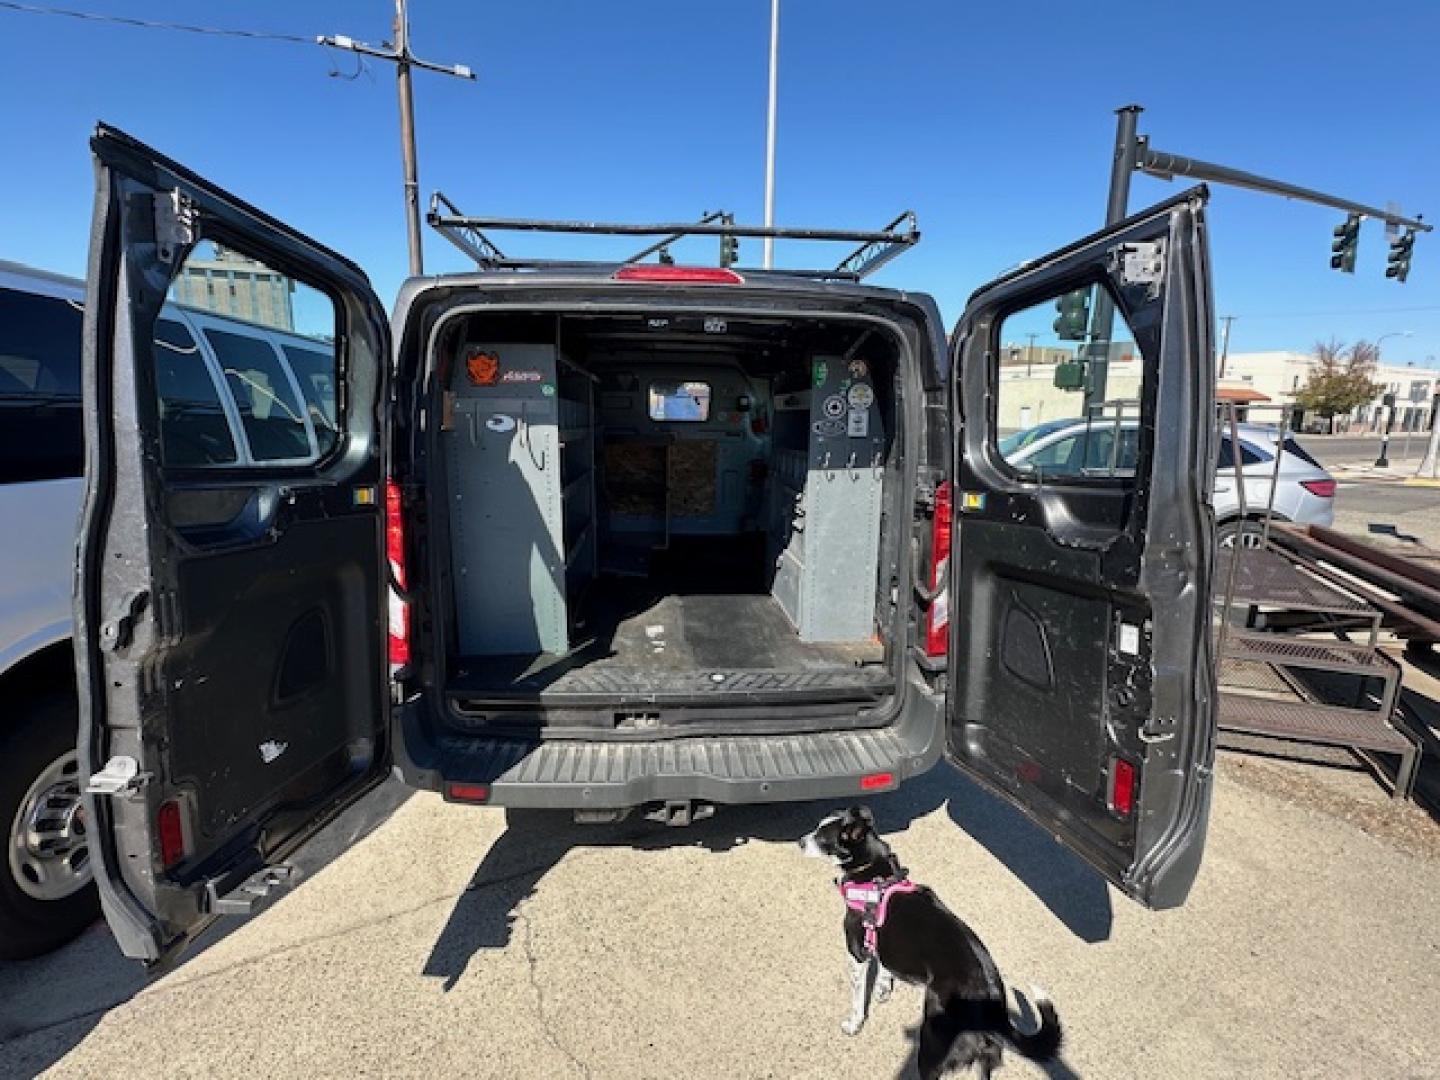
[
  {"xmin": 859, "ymin": 772, "xmax": 896, "ymax": 792},
  {"xmin": 157, "ymin": 799, "xmax": 185, "ymax": 869},
  {"xmin": 1109, "ymin": 757, "xmax": 1137, "ymax": 817},
  {"xmin": 446, "ymin": 782, "xmax": 491, "ymax": 804}
]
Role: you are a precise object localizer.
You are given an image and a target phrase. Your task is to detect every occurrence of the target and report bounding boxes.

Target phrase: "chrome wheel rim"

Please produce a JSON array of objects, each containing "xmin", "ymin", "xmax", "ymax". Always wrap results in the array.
[{"xmin": 8, "ymin": 750, "xmax": 92, "ymax": 901}]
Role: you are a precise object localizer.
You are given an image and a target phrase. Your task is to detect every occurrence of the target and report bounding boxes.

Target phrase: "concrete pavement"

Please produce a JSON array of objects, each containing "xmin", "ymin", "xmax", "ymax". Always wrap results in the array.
[{"xmin": 2, "ymin": 758, "xmax": 1437, "ymax": 1079}]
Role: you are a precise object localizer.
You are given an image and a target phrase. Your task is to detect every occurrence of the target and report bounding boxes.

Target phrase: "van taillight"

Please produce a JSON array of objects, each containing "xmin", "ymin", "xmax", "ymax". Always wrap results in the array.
[
  {"xmin": 446, "ymin": 782, "xmax": 490, "ymax": 804},
  {"xmin": 1108, "ymin": 756, "xmax": 1137, "ymax": 818},
  {"xmin": 386, "ymin": 479, "xmax": 410, "ymax": 668},
  {"xmin": 925, "ymin": 481, "xmax": 953, "ymax": 658},
  {"xmin": 157, "ymin": 799, "xmax": 185, "ymax": 869},
  {"xmin": 1299, "ymin": 478, "xmax": 1337, "ymax": 498}
]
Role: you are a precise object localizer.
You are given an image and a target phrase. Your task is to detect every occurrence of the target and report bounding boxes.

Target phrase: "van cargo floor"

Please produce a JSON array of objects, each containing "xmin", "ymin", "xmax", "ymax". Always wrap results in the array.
[{"xmin": 448, "ymin": 584, "xmax": 891, "ymax": 704}]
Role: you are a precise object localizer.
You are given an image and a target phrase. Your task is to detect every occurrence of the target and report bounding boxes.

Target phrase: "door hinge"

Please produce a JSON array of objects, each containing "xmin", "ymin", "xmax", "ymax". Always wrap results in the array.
[
  {"xmin": 153, "ymin": 189, "xmax": 198, "ymax": 265},
  {"xmin": 205, "ymin": 864, "xmax": 294, "ymax": 916},
  {"xmin": 85, "ymin": 755, "xmax": 151, "ymax": 797},
  {"xmin": 101, "ymin": 588, "xmax": 149, "ymax": 652},
  {"xmin": 1114, "ymin": 240, "xmax": 1165, "ymax": 295}
]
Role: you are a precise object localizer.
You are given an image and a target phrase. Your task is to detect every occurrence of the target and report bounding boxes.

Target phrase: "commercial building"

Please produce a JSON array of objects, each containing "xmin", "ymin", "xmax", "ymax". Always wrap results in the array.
[
  {"xmin": 170, "ymin": 246, "xmax": 295, "ymax": 332},
  {"xmin": 1218, "ymin": 351, "xmax": 1435, "ymax": 433}
]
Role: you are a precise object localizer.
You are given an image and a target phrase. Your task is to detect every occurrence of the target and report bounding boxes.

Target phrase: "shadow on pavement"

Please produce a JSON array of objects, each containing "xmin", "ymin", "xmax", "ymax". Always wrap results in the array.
[
  {"xmin": 423, "ymin": 764, "xmax": 1113, "ymax": 991},
  {"xmin": 0, "ymin": 778, "xmax": 414, "ymax": 1076}
]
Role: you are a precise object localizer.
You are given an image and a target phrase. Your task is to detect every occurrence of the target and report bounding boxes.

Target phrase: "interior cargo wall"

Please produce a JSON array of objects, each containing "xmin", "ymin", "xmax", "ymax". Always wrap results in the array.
[
  {"xmin": 768, "ymin": 352, "xmax": 886, "ymax": 642},
  {"xmin": 444, "ymin": 342, "xmax": 570, "ymax": 656},
  {"xmin": 594, "ymin": 364, "xmax": 769, "ymax": 547}
]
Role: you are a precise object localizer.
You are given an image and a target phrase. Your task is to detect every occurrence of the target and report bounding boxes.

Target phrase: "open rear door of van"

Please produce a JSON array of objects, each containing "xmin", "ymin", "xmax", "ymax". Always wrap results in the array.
[
  {"xmin": 945, "ymin": 189, "xmax": 1217, "ymax": 909},
  {"xmin": 76, "ymin": 125, "xmax": 392, "ymax": 963}
]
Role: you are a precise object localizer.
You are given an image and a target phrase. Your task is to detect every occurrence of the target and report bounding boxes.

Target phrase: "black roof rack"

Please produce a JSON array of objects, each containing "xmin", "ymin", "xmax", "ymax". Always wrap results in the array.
[{"xmin": 426, "ymin": 192, "xmax": 919, "ymax": 281}]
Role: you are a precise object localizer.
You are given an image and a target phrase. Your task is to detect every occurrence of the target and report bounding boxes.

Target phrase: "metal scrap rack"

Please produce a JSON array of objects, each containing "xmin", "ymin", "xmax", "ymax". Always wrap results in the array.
[
  {"xmin": 426, "ymin": 191, "xmax": 921, "ymax": 280},
  {"xmin": 1212, "ymin": 402, "xmax": 1424, "ymax": 798}
]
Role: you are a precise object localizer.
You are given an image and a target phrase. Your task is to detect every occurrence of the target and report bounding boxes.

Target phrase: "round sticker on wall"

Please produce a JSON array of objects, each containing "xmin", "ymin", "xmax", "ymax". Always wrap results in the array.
[
  {"xmin": 485, "ymin": 414, "xmax": 517, "ymax": 433},
  {"xmin": 822, "ymin": 394, "xmax": 847, "ymax": 419},
  {"xmin": 847, "ymin": 384, "xmax": 875, "ymax": 409}
]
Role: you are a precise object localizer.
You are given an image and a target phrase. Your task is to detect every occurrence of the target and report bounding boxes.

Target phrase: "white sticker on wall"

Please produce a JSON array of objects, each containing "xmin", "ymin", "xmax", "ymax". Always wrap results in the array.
[
  {"xmin": 847, "ymin": 408, "xmax": 870, "ymax": 437},
  {"xmin": 485, "ymin": 414, "xmax": 517, "ymax": 433},
  {"xmin": 1118, "ymin": 622, "xmax": 1141, "ymax": 656}
]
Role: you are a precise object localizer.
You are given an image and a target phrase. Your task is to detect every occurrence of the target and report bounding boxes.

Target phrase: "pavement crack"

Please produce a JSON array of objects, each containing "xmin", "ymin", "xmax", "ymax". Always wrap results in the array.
[{"xmin": 516, "ymin": 903, "xmax": 593, "ymax": 1079}]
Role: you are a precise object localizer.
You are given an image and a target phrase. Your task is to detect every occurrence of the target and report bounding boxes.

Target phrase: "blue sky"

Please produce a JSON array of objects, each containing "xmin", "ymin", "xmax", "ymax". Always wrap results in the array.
[{"xmin": 2, "ymin": 1, "xmax": 1437, "ymax": 365}]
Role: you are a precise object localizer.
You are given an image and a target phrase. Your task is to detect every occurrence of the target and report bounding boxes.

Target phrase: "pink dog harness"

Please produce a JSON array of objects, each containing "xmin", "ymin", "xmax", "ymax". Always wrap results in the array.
[{"xmin": 839, "ymin": 876, "xmax": 919, "ymax": 955}]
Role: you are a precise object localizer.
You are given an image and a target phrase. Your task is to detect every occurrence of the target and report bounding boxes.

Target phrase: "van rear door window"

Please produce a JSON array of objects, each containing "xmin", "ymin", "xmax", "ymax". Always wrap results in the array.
[
  {"xmin": 205, "ymin": 328, "xmax": 313, "ymax": 461},
  {"xmin": 648, "ymin": 380, "xmax": 711, "ymax": 422}
]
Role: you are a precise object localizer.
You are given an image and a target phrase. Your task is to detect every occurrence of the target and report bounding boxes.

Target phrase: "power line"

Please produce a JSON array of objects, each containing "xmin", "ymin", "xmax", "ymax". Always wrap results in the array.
[{"xmin": 0, "ymin": 1, "xmax": 315, "ymax": 45}]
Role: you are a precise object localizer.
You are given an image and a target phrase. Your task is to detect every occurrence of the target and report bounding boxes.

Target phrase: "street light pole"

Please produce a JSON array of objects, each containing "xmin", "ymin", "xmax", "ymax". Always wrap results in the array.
[
  {"xmin": 319, "ymin": 0, "xmax": 475, "ymax": 277},
  {"xmin": 1371, "ymin": 331, "xmax": 1413, "ymax": 465},
  {"xmin": 762, "ymin": 0, "xmax": 780, "ymax": 269}
]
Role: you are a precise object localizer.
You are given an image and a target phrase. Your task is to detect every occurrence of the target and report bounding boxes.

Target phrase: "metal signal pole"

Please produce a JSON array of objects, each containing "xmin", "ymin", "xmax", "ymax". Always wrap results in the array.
[{"xmin": 319, "ymin": 0, "xmax": 475, "ymax": 276}]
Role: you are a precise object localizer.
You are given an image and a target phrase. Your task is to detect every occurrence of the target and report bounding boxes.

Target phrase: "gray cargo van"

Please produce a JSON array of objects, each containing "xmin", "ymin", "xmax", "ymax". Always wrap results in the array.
[{"xmin": 77, "ymin": 125, "xmax": 1218, "ymax": 965}]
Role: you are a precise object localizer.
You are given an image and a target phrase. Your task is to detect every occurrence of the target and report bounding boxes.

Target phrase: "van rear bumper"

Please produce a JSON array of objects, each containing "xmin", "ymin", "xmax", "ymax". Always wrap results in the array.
[{"xmin": 393, "ymin": 671, "xmax": 944, "ymax": 808}]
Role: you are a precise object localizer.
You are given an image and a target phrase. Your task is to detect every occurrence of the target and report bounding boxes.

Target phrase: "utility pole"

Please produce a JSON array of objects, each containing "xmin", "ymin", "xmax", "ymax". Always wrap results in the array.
[
  {"xmin": 1025, "ymin": 332, "xmax": 1037, "ymax": 376},
  {"xmin": 319, "ymin": 1, "xmax": 474, "ymax": 276},
  {"xmin": 1218, "ymin": 315, "xmax": 1235, "ymax": 379},
  {"xmin": 762, "ymin": 0, "xmax": 780, "ymax": 269}
]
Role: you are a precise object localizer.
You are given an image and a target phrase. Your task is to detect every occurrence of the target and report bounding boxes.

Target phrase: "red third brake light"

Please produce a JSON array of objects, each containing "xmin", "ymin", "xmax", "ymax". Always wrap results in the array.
[
  {"xmin": 1299, "ymin": 478, "xmax": 1337, "ymax": 498},
  {"xmin": 612, "ymin": 265, "xmax": 744, "ymax": 285},
  {"xmin": 386, "ymin": 479, "xmax": 410, "ymax": 667},
  {"xmin": 925, "ymin": 481, "xmax": 953, "ymax": 657}
]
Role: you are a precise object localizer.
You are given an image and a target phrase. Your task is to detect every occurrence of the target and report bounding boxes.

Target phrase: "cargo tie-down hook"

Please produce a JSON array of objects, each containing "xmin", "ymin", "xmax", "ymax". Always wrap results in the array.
[{"xmin": 519, "ymin": 401, "xmax": 547, "ymax": 471}]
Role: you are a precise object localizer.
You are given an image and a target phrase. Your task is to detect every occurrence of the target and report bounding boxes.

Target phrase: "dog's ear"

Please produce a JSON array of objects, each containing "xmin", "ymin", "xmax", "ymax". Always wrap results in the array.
[{"xmin": 848, "ymin": 805, "xmax": 874, "ymax": 825}]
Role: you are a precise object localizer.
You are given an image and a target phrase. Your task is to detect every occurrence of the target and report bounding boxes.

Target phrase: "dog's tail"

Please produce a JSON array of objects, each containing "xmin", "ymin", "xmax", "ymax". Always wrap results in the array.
[{"xmin": 1003, "ymin": 985, "xmax": 1062, "ymax": 1062}]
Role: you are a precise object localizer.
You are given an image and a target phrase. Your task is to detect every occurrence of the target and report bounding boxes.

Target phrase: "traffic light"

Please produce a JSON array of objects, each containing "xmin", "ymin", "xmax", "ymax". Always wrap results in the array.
[
  {"xmin": 719, "ymin": 215, "xmax": 739, "ymax": 268},
  {"xmin": 1330, "ymin": 213, "xmax": 1360, "ymax": 273},
  {"xmin": 1053, "ymin": 288, "xmax": 1090, "ymax": 341},
  {"xmin": 1386, "ymin": 229, "xmax": 1415, "ymax": 283}
]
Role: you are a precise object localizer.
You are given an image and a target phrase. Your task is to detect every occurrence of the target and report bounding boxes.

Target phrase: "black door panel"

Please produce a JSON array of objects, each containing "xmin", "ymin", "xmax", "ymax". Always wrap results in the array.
[
  {"xmin": 76, "ymin": 125, "xmax": 390, "ymax": 963},
  {"xmin": 946, "ymin": 190, "xmax": 1216, "ymax": 909},
  {"xmin": 166, "ymin": 518, "xmax": 378, "ymax": 844}
]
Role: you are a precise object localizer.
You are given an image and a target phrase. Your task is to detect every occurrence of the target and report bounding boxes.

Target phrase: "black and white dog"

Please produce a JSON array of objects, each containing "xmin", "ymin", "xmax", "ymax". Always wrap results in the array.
[{"xmin": 799, "ymin": 806, "xmax": 1062, "ymax": 1079}]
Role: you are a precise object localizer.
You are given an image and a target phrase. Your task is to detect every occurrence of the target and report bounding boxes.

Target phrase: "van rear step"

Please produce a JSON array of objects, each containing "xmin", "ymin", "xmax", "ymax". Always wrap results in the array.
[
  {"xmin": 447, "ymin": 666, "xmax": 895, "ymax": 709},
  {"xmin": 406, "ymin": 726, "xmax": 931, "ymax": 809}
]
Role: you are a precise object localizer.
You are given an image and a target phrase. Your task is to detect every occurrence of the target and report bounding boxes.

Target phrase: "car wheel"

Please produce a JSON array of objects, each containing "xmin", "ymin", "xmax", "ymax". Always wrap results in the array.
[
  {"xmin": 0, "ymin": 693, "xmax": 99, "ymax": 960},
  {"xmin": 1216, "ymin": 519, "xmax": 1269, "ymax": 550}
]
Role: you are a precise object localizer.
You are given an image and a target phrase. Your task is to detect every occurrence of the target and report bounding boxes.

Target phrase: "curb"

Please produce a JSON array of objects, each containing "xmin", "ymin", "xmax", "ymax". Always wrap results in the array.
[
  {"xmin": 1402, "ymin": 477, "xmax": 1440, "ymax": 489},
  {"xmin": 1332, "ymin": 465, "xmax": 1410, "ymax": 482}
]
